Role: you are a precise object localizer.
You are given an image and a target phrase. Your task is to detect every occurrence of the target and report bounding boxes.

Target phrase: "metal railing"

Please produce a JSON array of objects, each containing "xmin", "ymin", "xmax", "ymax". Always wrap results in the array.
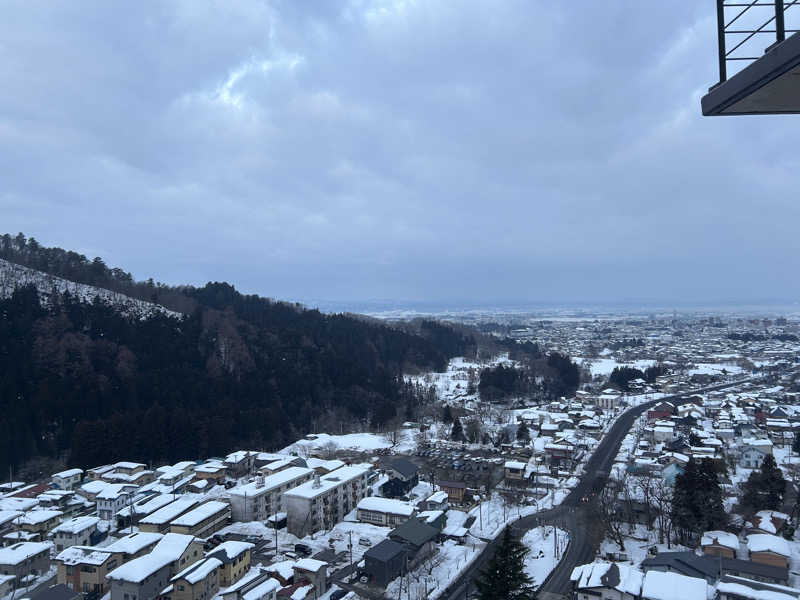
[{"xmin": 715, "ymin": 0, "xmax": 800, "ymax": 82}]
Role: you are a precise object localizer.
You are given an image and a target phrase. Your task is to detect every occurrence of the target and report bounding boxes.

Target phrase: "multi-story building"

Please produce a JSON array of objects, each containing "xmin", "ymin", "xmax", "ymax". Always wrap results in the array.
[
  {"xmin": 229, "ymin": 467, "xmax": 314, "ymax": 523},
  {"xmin": 283, "ymin": 465, "xmax": 372, "ymax": 537}
]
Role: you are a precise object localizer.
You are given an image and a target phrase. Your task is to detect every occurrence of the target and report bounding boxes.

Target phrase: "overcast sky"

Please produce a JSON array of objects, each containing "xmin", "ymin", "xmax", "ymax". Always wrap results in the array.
[{"xmin": 2, "ymin": 1, "xmax": 799, "ymax": 307}]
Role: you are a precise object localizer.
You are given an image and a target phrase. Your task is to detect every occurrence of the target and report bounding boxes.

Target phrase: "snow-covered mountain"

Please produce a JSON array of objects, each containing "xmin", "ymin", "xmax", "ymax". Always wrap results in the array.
[{"xmin": 0, "ymin": 258, "xmax": 182, "ymax": 319}]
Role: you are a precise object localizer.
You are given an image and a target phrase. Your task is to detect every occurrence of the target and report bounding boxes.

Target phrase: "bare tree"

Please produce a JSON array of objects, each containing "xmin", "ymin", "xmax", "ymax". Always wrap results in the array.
[
  {"xmin": 651, "ymin": 477, "xmax": 673, "ymax": 547},
  {"xmin": 595, "ymin": 478, "xmax": 627, "ymax": 551}
]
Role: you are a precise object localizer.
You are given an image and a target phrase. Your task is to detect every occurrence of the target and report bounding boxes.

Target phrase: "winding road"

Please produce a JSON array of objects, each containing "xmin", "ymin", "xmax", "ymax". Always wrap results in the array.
[{"xmin": 442, "ymin": 377, "xmax": 757, "ymax": 600}]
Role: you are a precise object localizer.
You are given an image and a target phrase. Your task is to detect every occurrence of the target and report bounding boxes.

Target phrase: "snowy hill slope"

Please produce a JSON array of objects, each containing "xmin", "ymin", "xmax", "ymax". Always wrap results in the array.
[{"xmin": 0, "ymin": 258, "xmax": 181, "ymax": 319}]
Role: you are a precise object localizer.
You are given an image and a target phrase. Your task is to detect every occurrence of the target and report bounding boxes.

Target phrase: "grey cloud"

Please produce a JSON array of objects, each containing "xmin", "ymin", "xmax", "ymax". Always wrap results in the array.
[{"xmin": 1, "ymin": 0, "xmax": 798, "ymax": 305}]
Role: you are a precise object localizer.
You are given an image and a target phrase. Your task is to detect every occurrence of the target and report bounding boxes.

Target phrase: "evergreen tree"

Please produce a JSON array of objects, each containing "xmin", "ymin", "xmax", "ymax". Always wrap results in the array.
[
  {"xmin": 761, "ymin": 454, "xmax": 787, "ymax": 510},
  {"xmin": 741, "ymin": 454, "xmax": 787, "ymax": 512},
  {"xmin": 474, "ymin": 528, "xmax": 535, "ymax": 600},
  {"xmin": 442, "ymin": 405, "xmax": 454, "ymax": 424},
  {"xmin": 451, "ymin": 418, "xmax": 465, "ymax": 442},
  {"xmin": 516, "ymin": 421, "xmax": 530, "ymax": 443},
  {"xmin": 697, "ymin": 458, "xmax": 728, "ymax": 530}
]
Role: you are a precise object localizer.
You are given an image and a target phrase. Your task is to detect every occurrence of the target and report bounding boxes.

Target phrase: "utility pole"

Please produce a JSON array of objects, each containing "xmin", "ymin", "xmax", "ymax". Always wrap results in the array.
[{"xmin": 348, "ymin": 531, "xmax": 354, "ymax": 583}]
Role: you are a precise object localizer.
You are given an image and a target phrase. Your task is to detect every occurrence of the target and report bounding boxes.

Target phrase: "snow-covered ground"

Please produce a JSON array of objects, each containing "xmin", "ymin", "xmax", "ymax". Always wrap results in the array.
[
  {"xmin": 407, "ymin": 354, "xmax": 517, "ymax": 407},
  {"xmin": 577, "ymin": 358, "xmax": 656, "ymax": 377},
  {"xmin": 522, "ymin": 527, "xmax": 569, "ymax": 589},
  {"xmin": 599, "ymin": 523, "xmax": 689, "ymax": 566},
  {"xmin": 386, "ymin": 539, "xmax": 485, "ymax": 600},
  {"xmin": 0, "ymin": 258, "xmax": 180, "ymax": 319},
  {"xmin": 280, "ymin": 429, "xmax": 418, "ymax": 455}
]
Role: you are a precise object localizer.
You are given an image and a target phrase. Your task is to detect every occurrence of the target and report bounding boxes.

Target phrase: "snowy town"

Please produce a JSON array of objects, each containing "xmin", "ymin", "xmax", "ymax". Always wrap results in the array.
[{"xmin": 2, "ymin": 314, "xmax": 800, "ymax": 600}]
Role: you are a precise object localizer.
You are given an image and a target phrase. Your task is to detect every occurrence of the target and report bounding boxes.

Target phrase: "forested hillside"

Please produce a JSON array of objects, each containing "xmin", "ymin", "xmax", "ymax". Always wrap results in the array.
[{"xmin": 0, "ymin": 235, "xmax": 476, "ymax": 473}]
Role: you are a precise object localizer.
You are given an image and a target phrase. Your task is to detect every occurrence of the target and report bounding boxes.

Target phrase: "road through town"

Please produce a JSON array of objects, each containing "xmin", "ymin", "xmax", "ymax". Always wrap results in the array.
[{"xmin": 442, "ymin": 378, "xmax": 756, "ymax": 600}]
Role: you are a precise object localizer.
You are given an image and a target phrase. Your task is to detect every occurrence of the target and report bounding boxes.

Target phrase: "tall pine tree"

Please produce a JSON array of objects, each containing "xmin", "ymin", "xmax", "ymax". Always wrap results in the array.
[{"xmin": 474, "ymin": 528, "xmax": 535, "ymax": 600}]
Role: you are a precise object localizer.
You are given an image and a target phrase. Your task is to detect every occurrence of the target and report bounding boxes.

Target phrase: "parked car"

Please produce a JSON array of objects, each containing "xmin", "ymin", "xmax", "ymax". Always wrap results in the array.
[
  {"xmin": 294, "ymin": 543, "xmax": 313, "ymax": 557},
  {"xmin": 358, "ymin": 537, "xmax": 372, "ymax": 547}
]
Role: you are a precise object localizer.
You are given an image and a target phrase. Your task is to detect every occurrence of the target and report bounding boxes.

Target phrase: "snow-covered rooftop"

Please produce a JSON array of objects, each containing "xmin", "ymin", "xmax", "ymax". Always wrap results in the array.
[
  {"xmin": 356, "ymin": 497, "xmax": 414, "ymax": 516},
  {"xmin": 641, "ymin": 570, "xmax": 707, "ymax": 600},
  {"xmin": 747, "ymin": 533, "xmax": 791, "ymax": 557},
  {"xmin": 170, "ymin": 501, "xmax": 229, "ymax": 527},
  {"xmin": 51, "ymin": 515, "xmax": 99, "ymax": 534}
]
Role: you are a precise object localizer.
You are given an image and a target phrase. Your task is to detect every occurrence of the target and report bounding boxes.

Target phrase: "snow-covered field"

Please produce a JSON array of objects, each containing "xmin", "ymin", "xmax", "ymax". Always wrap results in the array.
[
  {"xmin": 522, "ymin": 527, "xmax": 569, "ymax": 589},
  {"xmin": 280, "ymin": 429, "xmax": 417, "ymax": 455},
  {"xmin": 577, "ymin": 358, "xmax": 656, "ymax": 377},
  {"xmin": 0, "ymin": 258, "xmax": 180, "ymax": 319},
  {"xmin": 407, "ymin": 354, "xmax": 517, "ymax": 406}
]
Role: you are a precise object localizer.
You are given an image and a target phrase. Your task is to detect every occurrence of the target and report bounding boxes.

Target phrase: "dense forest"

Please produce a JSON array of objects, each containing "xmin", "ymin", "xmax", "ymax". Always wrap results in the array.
[
  {"xmin": 0, "ymin": 235, "xmax": 476, "ymax": 473},
  {"xmin": 607, "ymin": 364, "xmax": 668, "ymax": 391},
  {"xmin": 477, "ymin": 351, "xmax": 580, "ymax": 402}
]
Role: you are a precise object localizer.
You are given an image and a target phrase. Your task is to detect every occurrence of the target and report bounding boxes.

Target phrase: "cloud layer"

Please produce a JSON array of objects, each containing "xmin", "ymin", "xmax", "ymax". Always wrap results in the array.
[{"xmin": 2, "ymin": 1, "xmax": 799, "ymax": 305}]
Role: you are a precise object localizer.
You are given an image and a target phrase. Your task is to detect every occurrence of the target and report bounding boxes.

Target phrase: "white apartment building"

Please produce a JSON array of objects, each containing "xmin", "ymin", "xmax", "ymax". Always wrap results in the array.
[
  {"xmin": 283, "ymin": 465, "xmax": 372, "ymax": 537},
  {"xmin": 229, "ymin": 467, "xmax": 314, "ymax": 522}
]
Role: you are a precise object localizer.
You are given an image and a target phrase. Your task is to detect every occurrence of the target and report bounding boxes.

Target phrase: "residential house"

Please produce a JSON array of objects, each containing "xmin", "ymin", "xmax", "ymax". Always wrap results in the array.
[
  {"xmin": 51, "ymin": 469, "xmax": 83, "ymax": 492},
  {"xmin": 544, "ymin": 442, "xmax": 574, "ymax": 468},
  {"xmin": 205, "ymin": 542, "xmax": 253, "ymax": 588},
  {"xmin": 0, "ymin": 542, "xmax": 51, "ymax": 581},
  {"xmin": 363, "ymin": 540, "xmax": 407, "ymax": 588},
  {"xmin": 219, "ymin": 571, "xmax": 279, "ymax": 600},
  {"xmin": 641, "ymin": 570, "xmax": 707, "ymax": 600},
  {"xmin": 648, "ymin": 402, "xmax": 676, "ymax": 421},
  {"xmin": 51, "ymin": 516, "xmax": 100, "ymax": 552},
  {"xmin": 436, "ymin": 481, "xmax": 466, "ymax": 505},
  {"xmin": 418, "ymin": 491, "xmax": 448, "ymax": 512},
  {"xmin": 503, "ymin": 461, "xmax": 527, "ymax": 483},
  {"xmin": 229, "ymin": 468, "xmax": 314, "ymax": 523},
  {"xmin": 700, "ymin": 530, "xmax": 739, "ymax": 559},
  {"xmin": 0, "ymin": 512, "xmax": 22, "ymax": 539},
  {"xmin": 107, "ymin": 534, "xmax": 203, "ymax": 600},
  {"xmin": 139, "ymin": 498, "xmax": 199, "ymax": 535},
  {"xmin": 356, "ymin": 498, "xmax": 415, "ymax": 527},
  {"xmin": 104, "ymin": 532, "xmax": 163, "ymax": 562},
  {"xmin": 192, "ymin": 463, "xmax": 227, "ymax": 485},
  {"xmin": 570, "ymin": 561, "xmax": 643, "ymax": 600},
  {"xmin": 224, "ymin": 452, "xmax": 257, "ymax": 479},
  {"xmin": 56, "ymin": 546, "xmax": 118, "ymax": 596},
  {"xmin": 169, "ymin": 502, "xmax": 230, "ymax": 538},
  {"xmin": 380, "ymin": 458, "xmax": 419, "ymax": 498},
  {"xmin": 716, "ymin": 574, "xmax": 800, "ymax": 600},
  {"xmin": 292, "ymin": 559, "xmax": 327, "ymax": 598},
  {"xmin": 388, "ymin": 518, "xmax": 438, "ymax": 562},
  {"xmin": 283, "ymin": 465, "xmax": 372, "ymax": 537},
  {"xmin": 116, "ymin": 495, "xmax": 176, "ymax": 531},
  {"xmin": 96, "ymin": 485, "xmax": 138, "ymax": 521},
  {"xmin": 14, "ymin": 510, "xmax": 63, "ymax": 541},
  {"xmin": 168, "ymin": 557, "xmax": 221, "ymax": 600},
  {"xmin": 747, "ymin": 534, "xmax": 791, "ymax": 569},
  {"xmin": 739, "ymin": 438, "xmax": 773, "ymax": 469}
]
